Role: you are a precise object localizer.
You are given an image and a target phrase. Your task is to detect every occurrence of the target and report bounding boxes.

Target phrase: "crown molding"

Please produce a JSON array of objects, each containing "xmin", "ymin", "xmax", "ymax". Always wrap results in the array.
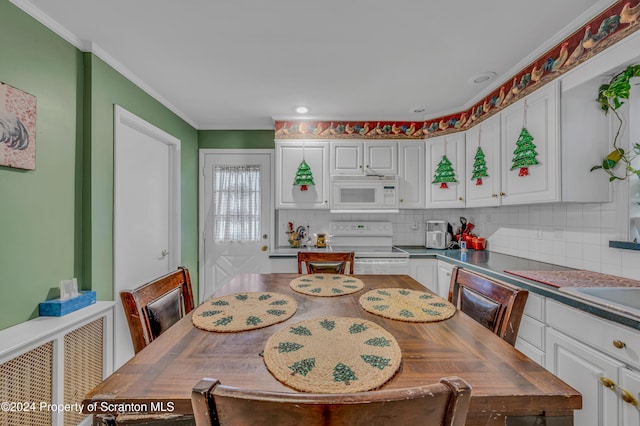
[{"xmin": 9, "ymin": 0, "xmax": 198, "ymax": 129}]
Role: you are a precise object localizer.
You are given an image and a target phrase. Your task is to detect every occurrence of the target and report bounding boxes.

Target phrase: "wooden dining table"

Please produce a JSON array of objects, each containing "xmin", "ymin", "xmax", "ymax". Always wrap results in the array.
[{"xmin": 84, "ymin": 273, "xmax": 581, "ymax": 425}]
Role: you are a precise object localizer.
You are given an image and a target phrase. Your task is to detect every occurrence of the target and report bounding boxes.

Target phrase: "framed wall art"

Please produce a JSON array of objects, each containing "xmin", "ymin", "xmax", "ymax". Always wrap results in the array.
[{"xmin": 0, "ymin": 82, "xmax": 37, "ymax": 170}]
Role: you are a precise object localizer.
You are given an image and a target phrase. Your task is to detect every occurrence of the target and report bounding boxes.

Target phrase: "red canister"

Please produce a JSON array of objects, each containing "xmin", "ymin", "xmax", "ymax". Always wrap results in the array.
[{"xmin": 473, "ymin": 238, "xmax": 486, "ymax": 250}]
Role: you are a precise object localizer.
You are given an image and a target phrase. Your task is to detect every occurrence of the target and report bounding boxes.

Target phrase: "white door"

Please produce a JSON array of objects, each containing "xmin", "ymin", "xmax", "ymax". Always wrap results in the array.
[
  {"xmin": 398, "ymin": 140, "xmax": 425, "ymax": 208},
  {"xmin": 200, "ymin": 150, "xmax": 272, "ymax": 301},
  {"xmin": 113, "ymin": 106, "xmax": 180, "ymax": 368}
]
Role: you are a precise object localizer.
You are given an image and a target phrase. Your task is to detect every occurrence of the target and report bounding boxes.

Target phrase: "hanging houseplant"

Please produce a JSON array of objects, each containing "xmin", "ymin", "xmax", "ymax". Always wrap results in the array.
[{"xmin": 591, "ymin": 64, "xmax": 640, "ymax": 181}]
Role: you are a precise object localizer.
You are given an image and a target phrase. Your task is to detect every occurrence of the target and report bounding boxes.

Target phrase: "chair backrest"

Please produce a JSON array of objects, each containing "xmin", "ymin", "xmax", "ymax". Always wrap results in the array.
[
  {"xmin": 120, "ymin": 266, "xmax": 195, "ymax": 353},
  {"xmin": 297, "ymin": 251, "xmax": 355, "ymax": 274},
  {"xmin": 191, "ymin": 376, "xmax": 471, "ymax": 426},
  {"xmin": 448, "ymin": 266, "xmax": 528, "ymax": 346}
]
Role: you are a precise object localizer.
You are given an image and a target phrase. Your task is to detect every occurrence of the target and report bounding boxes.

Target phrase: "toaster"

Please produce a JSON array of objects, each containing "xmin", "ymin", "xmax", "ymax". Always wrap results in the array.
[{"xmin": 425, "ymin": 221, "xmax": 450, "ymax": 249}]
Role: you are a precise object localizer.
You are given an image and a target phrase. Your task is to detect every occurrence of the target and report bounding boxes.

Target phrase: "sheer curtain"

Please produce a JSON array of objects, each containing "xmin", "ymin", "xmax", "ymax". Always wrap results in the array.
[{"xmin": 213, "ymin": 165, "xmax": 261, "ymax": 241}]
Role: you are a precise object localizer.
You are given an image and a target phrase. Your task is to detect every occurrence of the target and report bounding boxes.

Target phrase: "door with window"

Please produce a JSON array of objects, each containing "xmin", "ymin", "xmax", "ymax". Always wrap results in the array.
[{"xmin": 200, "ymin": 150, "xmax": 272, "ymax": 301}]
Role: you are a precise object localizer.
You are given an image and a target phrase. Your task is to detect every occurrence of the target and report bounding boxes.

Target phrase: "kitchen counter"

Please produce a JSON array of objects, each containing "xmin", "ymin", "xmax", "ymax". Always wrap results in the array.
[
  {"xmin": 270, "ymin": 245, "xmax": 640, "ymax": 329},
  {"xmin": 396, "ymin": 246, "xmax": 640, "ymax": 330}
]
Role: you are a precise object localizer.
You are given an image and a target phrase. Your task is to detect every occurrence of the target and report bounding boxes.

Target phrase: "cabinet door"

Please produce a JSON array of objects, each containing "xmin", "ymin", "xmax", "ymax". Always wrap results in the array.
[
  {"xmin": 465, "ymin": 113, "xmax": 501, "ymax": 207},
  {"xmin": 620, "ymin": 367, "xmax": 640, "ymax": 426},
  {"xmin": 330, "ymin": 141, "xmax": 363, "ymax": 175},
  {"xmin": 365, "ymin": 141, "xmax": 397, "ymax": 175},
  {"xmin": 436, "ymin": 261, "xmax": 454, "ymax": 299},
  {"xmin": 426, "ymin": 133, "xmax": 465, "ymax": 208},
  {"xmin": 398, "ymin": 141, "xmax": 425, "ymax": 208},
  {"xmin": 276, "ymin": 140, "xmax": 329, "ymax": 209},
  {"xmin": 501, "ymin": 81, "xmax": 560, "ymax": 204},
  {"xmin": 547, "ymin": 327, "xmax": 622, "ymax": 426},
  {"xmin": 409, "ymin": 259, "xmax": 437, "ymax": 293}
]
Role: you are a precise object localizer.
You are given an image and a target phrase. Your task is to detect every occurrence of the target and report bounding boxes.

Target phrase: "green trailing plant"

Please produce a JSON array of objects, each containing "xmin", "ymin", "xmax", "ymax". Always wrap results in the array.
[{"xmin": 591, "ymin": 64, "xmax": 640, "ymax": 181}]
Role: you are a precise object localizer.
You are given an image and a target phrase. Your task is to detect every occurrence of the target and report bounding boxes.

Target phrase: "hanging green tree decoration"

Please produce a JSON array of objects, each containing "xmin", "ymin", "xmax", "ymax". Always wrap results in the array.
[
  {"xmin": 432, "ymin": 155, "xmax": 457, "ymax": 189},
  {"xmin": 293, "ymin": 159, "xmax": 315, "ymax": 191},
  {"xmin": 510, "ymin": 99, "xmax": 539, "ymax": 177},
  {"xmin": 293, "ymin": 143, "xmax": 315, "ymax": 191},
  {"xmin": 511, "ymin": 127, "xmax": 539, "ymax": 176},
  {"xmin": 472, "ymin": 147, "xmax": 488, "ymax": 186}
]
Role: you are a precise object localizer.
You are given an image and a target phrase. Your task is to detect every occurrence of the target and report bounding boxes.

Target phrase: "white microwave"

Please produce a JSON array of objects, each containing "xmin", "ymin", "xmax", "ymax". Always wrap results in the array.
[{"xmin": 330, "ymin": 175, "xmax": 399, "ymax": 213}]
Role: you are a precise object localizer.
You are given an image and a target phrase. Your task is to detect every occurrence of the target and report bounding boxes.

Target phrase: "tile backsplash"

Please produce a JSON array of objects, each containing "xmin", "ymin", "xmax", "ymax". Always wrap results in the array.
[{"xmin": 277, "ymin": 182, "xmax": 640, "ymax": 280}]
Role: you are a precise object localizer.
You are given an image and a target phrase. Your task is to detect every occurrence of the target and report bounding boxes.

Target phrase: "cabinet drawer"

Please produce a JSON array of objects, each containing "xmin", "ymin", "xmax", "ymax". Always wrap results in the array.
[
  {"xmin": 523, "ymin": 292, "xmax": 545, "ymax": 321},
  {"xmin": 515, "ymin": 338, "xmax": 545, "ymax": 367},
  {"xmin": 518, "ymin": 315, "xmax": 545, "ymax": 350},
  {"xmin": 547, "ymin": 299, "xmax": 640, "ymax": 370}
]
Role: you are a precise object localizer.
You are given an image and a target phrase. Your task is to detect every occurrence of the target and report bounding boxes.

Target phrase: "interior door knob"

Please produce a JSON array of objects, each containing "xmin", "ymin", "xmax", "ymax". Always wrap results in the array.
[
  {"xmin": 261, "ymin": 245, "xmax": 268, "ymax": 252},
  {"xmin": 161, "ymin": 249, "xmax": 169, "ymax": 257}
]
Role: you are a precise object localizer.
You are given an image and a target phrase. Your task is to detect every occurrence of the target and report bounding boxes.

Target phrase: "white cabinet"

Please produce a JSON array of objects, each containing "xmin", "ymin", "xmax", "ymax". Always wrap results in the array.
[
  {"xmin": 547, "ymin": 327, "xmax": 623, "ymax": 426},
  {"xmin": 426, "ymin": 132, "xmax": 465, "ymax": 208},
  {"xmin": 620, "ymin": 367, "xmax": 640, "ymax": 426},
  {"xmin": 409, "ymin": 259, "xmax": 437, "ymax": 293},
  {"xmin": 514, "ymin": 292, "xmax": 546, "ymax": 367},
  {"xmin": 546, "ymin": 298, "xmax": 640, "ymax": 425},
  {"xmin": 330, "ymin": 140, "xmax": 397, "ymax": 176},
  {"xmin": 436, "ymin": 260, "xmax": 454, "ymax": 299},
  {"xmin": 275, "ymin": 140, "xmax": 329, "ymax": 209},
  {"xmin": 500, "ymin": 81, "xmax": 560, "ymax": 204},
  {"xmin": 465, "ymin": 113, "xmax": 502, "ymax": 207},
  {"xmin": 398, "ymin": 141, "xmax": 425, "ymax": 208}
]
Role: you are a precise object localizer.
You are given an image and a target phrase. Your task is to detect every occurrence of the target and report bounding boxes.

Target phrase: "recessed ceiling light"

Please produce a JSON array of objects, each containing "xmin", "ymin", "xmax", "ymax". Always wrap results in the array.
[
  {"xmin": 469, "ymin": 72, "xmax": 497, "ymax": 85},
  {"xmin": 295, "ymin": 106, "xmax": 309, "ymax": 114}
]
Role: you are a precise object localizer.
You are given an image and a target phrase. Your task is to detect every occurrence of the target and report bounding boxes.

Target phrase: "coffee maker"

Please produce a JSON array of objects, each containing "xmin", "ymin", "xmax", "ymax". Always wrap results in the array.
[{"xmin": 425, "ymin": 220, "xmax": 450, "ymax": 249}]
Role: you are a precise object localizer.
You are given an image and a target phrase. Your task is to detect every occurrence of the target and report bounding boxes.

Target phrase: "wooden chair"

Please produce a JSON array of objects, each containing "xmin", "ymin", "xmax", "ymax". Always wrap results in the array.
[
  {"xmin": 120, "ymin": 266, "xmax": 195, "ymax": 353},
  {"xmin": 191, "ymin": 377, "xmax": 471, "ymax": 426},
  {"xmin": 297, "ymin": 251, "xmax": 355, "ymax": 274},
  {"xmin": 448, "ymin": 266, "xmax": 528, "ymax": 346}
]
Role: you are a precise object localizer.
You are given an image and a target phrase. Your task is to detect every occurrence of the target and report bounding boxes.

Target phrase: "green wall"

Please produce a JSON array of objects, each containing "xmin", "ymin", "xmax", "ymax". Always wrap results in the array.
[
  {"xmin": 0, "ymin": 0, "xmax": 199, "ymax": 329},
  {"xmin": 198, "ymin": 130, "xmax": 275, "ymax": 149},
  {"xmin": 84, "ymin": 54, "xmax": 199, "ymax": 302},
  {"xmin": 0, "ymin": 1, "xmax": 84, "ymax": 329}
]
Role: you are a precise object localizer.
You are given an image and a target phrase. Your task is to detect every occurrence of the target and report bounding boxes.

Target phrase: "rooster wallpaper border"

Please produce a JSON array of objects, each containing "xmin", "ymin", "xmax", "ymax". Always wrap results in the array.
[
  {"xmin": 0, "ymin": 82, "xmax": 37, "ymax": 170},
  {"xmin": 274, "ymin": 0, "xmax": 640, "ymax": 140}
]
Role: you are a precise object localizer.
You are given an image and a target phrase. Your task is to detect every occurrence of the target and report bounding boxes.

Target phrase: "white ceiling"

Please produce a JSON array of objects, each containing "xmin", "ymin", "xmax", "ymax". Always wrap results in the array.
[{"xmin": 16, "ymin": 0, "xmax": 610, "ymax": 129}]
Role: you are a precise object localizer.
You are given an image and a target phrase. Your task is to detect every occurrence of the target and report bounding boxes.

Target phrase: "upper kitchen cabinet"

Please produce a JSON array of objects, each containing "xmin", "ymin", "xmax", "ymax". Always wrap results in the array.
[
  {"xmin": 465, "ymin": 113, "xmax": 502, "ymax": 207},
  {"xmin": 330, "ymin": 140, "xmax": 397, "ymax": 176},
  {"xmin": 426, "ymin": 132, "xmax": 465, "ymax": 208},
  {"xmin": 500, "ymin": 81, "xmax": 560, "ymax": 205},
  {"xmin": 275, "ymin": 140, "xmax": 329, "ymax": 209},
  {"xmin": 398, "ymin": 140, "xmax": 425, "ymax": 208}
]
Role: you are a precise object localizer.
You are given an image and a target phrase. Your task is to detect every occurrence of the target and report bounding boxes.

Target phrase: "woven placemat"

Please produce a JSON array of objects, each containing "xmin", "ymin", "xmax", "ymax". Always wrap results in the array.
[
  {"xmin": 263, "ymin": 317, "xmax": 401, "ymax": 393},
  {"xmin": 359, "ymin": 288, "xmax": 456, "ymax": 322},
  {"xmin": 290, "ymin": 274, "xmax": 364, "ymax": 297},
  {"xmin": 192, "ymin": 292, "xmax": 297, "ymax": 332}
]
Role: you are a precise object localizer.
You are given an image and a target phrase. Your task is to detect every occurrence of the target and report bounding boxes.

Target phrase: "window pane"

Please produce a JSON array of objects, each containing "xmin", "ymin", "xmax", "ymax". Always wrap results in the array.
[{"xmin": 213, "ymin": 165, "xmax": 261, "ymax": 241}]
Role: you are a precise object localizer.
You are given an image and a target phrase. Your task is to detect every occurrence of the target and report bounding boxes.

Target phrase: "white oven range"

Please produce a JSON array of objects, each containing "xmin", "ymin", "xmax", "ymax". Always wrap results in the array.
[{"xmin": 328, "ymin": 221, "xmax": 409, "ymax": 275}]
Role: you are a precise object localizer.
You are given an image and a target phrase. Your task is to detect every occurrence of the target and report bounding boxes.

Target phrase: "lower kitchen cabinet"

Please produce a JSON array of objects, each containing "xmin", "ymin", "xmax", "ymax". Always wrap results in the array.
[
  {"xmin": 268, "ymin": 258, "xmax": 297, "ymax": 273},
  {"xmin": 547, "ymin": 327, "xmax": 622, "ymax": 426},
  {"xmin": 546, "ymin": 299, "xmax": 640, "ymax": 426},
  {"xmin": 621, "ymin": 367, "xmax": 640, "ymax": 426},
  {"xmin": 408, "ymin": 259, "xmax": 437, "ymax": 293},
  {"xmin": 436, "ymin": 260, "xmax": 454, "ymax": 299},
  {"xmin": 514, "ymin": 292, "xmax": 546, "ymax": 367}
]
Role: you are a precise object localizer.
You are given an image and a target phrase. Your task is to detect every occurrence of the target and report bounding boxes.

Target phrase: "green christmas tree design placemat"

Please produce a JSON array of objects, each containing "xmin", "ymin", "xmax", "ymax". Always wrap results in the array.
[
  {"xmin": 290, "ymin": 274, "xmax": 364, "ymax": 297},
  {"xmin": 263, "ymin": 317, "xmax": 401, "ymax": 393},
  {"xmin": 359, "ymin": 288, "xmax": 456, "ymax": 322},
  {"xmin": 192, "ymin": 292, "xmax": 297, "ymax": 332}
]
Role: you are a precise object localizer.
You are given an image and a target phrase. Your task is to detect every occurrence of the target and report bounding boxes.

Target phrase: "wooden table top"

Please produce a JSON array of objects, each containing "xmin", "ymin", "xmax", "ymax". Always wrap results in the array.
[{"xmin": 84, "ymin": 274, "xmax": 581, "ymax": 424}]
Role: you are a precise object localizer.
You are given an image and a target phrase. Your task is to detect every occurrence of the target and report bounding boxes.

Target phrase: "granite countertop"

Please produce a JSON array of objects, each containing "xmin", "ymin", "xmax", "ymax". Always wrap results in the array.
[{"xmin": 396, "ymin": 246, "xmax": 640, "ymax": 330}]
